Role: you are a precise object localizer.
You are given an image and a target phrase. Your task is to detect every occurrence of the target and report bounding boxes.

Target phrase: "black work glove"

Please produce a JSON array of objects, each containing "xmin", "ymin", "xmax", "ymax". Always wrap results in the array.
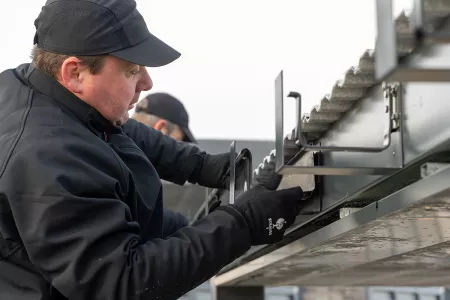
[
  {"xmin": 197, "ymin": 150, "xmax": 279, "ymax": 190},
  {"xmin": 218, "ymin": 185, "xmax": 304, "ymax": 245},
  {"xmin": 255, "ymin": 169, "xmax": 282, "ymax": 190},
  {"xmin": 196, "ymin": 152, "xmax": 231, "ymax": 189},
  {"xmin": 254, "ymin": 152, "xmax": 283, "ymax": 190},
  {"xmin": 195, "ymin": 152, "xmax": 241, "ymax": 190}
]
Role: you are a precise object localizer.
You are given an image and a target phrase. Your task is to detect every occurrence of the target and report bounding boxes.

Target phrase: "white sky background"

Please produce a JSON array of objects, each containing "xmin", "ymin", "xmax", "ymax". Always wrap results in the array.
[{"xmin": 0, "ymin": 0, "xmax": 413, "ymax": 141}]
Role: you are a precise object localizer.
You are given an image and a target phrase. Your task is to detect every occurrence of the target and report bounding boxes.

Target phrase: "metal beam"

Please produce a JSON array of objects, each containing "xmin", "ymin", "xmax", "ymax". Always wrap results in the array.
[{"xmin": 213, "ymin": 163, "xmax": 450, "ymax": 287}]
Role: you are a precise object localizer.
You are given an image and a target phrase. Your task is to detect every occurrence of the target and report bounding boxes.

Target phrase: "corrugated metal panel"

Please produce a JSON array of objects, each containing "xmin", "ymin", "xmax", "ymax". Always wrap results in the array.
[
  {"xmin": 301, "ymin": 0, "xmax": 450, "ymax": 142},
  {"xmin": 254, "ymin": 0, "xmax": 450, "ymax": 178}
]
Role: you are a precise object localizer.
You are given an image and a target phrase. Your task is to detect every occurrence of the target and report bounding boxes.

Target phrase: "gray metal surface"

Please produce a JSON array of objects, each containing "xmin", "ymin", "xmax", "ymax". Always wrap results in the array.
[
  {"xmin": 210, "ymin": 1, "xmax": 450, "ymax": 285},
  {"xmin": 287, "ymin": 84, "xmax": 394, "ymax": 153},
  {"xmin": 278, "ymin": 166, "xmax": 399, "ymax": 176},
  {"xmin": 229, "ymin": 141, "xmax": 236, "ymax": 204},
  {"xmin": 254, "ymin": 3, "xmax": 450, "ymax": 216},
  {"xmin": 276, "ymin": 151, "xmax": 320, "ymax": 214},
  {"xmin": 274, "ymin": 71, "xmax": 402, "ymax": 176},
  {"xmin": 220, "ymin": 4, "xmax": 450, "ymax": 279},
  {"xmin": 228, "ymin": 142, "xmax": 252, "ymax": 205},
  {"xmin": 375, "ymin": 0, "xmax": 398, "ymax": 82},
  {"xmin": 275, "ymin": 71, "xmax": 284, "ymax": 173},
  {"xmin": 401, "ymin": 43, "xmax": 450, "ymax": 164},
  {"xmin": 277, "ymin": 151, "xmax": 316, "ymax": 192},
  {"xmin": 317, "ymin": 83, "xmax": 404, "ymax": 210},
  {"xmin": 375, "ymin": 0, "xmax": 450, "ymax": 82},
  {"xmin": 283, "ymin": 33, "xmax": 450, "ymax": 227},
  {"xmin": 212, "ymin": 164, "xmax": 450, "ymax": 287},
  {"xmin": 263, "ymin": 0, "xmax": 450, "ymax": 151}
]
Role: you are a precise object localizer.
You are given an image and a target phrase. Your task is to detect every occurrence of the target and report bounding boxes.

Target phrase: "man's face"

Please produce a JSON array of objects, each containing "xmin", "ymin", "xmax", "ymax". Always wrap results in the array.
[{"xmin": 61, "ymin": 56, "xmax": 153, "ymax": 126}]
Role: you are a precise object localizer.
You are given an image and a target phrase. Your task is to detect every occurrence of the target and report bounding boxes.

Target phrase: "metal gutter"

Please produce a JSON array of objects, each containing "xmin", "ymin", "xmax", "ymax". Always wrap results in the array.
[{"xmin": 213, "ymin": 163, "xmax": 450, "ymax": 287}]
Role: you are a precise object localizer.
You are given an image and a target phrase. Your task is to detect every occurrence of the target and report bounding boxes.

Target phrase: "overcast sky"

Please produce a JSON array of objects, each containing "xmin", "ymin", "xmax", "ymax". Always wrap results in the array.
[{"xmin": 0, "ymin": 0, "xmax": 412, "ymax": 142}]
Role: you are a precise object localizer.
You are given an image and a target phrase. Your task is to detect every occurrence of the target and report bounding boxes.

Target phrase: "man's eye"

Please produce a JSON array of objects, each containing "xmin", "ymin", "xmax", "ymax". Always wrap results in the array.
[{"xmin": 129, "ymin": 66, "xmax": 141, "ymax": 75}]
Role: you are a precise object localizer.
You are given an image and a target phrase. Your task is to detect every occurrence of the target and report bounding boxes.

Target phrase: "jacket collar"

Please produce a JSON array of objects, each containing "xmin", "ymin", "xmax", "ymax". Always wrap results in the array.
[{"xmin": 26, "ymin": 64, "xmax": 120, "ymax": 135}]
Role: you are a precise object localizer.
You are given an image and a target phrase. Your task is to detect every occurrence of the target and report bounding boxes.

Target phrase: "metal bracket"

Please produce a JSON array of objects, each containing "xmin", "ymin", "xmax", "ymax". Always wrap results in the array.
[
  {"xmin": 229, "ymin": 141, "xmax": 252, "ymax": 204},
  {"xmin": 275, "ymin": 70, "xmax": 402, "ymax": 176},
  {"xmin": 229, "ymin": 141, "xmax": 236, "ymax": 204},
  {"xmin": 191, "ymin": 141, "xmax": 253, "ymax": 222},
  {"xmin": 287, "ymin": 83, "xmax": 397, "ymax": 152},
  {"xmin": 374, "ymin": 0, "xmax": 450, "ymax": 82}
]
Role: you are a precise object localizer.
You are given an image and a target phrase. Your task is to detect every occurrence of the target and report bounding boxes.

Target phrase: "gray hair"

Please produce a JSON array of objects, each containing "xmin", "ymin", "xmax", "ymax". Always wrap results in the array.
[{"xmin": 132, "ymin": 112, "xmax": 177, "ymax": 134}]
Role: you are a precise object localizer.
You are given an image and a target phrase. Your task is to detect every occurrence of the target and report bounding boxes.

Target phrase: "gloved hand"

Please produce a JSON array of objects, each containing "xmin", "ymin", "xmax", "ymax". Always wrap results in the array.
[
  {"xmin": 254, "ymin": 151, "xmax": 282, "ymax": 190},
  {"xmin": 195, "ymin": 152, "xmax": 231, "ymax": 189},
  {"xmin": 197, "ymin": 150, "xmax": 281, "ymax": 191},
  {"xmin": 195, "ymin": 151, "xmax": 246, "ymax": 190},
  {"xmin": 217, "ymin": 185, "xmax": 304, "ymax": 245}
]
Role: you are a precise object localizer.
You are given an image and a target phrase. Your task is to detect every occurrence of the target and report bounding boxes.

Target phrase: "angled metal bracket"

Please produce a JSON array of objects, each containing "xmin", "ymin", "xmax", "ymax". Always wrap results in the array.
[
  {"xmin": 229, "ymin": 141, "xmax": 252, "ymax": 204},
  {"xmin": 191, "ymin": 141, "xmax": 253, "ymax": 222},
  {"xmin": 275, "ymin": 70, "xmax": 402, "ymax": 176},
  {"xmin": 229, "ymin": 141, "xmax": 236, "ymax": 203},
  {"xmin": 287, "ymin": 83, "xmax": 397, "ymax": 152},
  {"xmin": 374, "ymin": 0, "xmax": 450, "ymax": 82}
]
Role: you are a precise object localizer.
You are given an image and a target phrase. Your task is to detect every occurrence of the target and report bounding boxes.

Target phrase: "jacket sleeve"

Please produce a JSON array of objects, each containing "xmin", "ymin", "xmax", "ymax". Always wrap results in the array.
[
  {"xmin": 6, "ymin": 137, "xmax": 251, "ymax": 300},
  {"xmin": 162, "ymin": 209, "xmax": 189, "ymax": 237},
  {"xmin": 122, "ymin": 118, "xmax": 207, "ymax": 185}
]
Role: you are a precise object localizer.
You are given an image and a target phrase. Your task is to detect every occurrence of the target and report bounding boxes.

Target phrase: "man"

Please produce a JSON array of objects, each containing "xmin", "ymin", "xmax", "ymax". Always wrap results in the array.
[
  {"xmin": 0, "ymin": 1, "xmax": 305, "ymax": 300},
  {"xmin": 132, "ymin": 92, "xmax": 197, "ymax": 143},
  {"xmin": 132, "ymin": 93, "xmax": 196, "ymax": 236}
]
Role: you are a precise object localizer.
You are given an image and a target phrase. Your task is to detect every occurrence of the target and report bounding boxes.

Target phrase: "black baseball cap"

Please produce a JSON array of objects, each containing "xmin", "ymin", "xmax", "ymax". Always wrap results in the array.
[
  {"xmin": 33, "ymin": 0, "xmax": 180, "ymax": 67},
  {"xmin": 135, "ymin": 93, "xmax": 197, "ymax": 144}
]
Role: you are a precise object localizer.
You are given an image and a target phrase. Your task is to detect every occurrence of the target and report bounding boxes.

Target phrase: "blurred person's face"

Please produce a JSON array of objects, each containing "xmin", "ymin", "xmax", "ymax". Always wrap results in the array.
[
  {"xmin": 153, "ymin": 119, "xmax": 185, "ymax": 141},
  {"xmin": 132, "ymin": 113, "xmax": 185, "ymax": 141}
]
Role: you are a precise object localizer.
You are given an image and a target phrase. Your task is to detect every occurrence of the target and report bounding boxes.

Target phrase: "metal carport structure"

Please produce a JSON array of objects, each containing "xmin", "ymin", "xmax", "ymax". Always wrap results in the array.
[{"xmin": 189, "ymin": 1, "xmax": 450, "ymax": 298}]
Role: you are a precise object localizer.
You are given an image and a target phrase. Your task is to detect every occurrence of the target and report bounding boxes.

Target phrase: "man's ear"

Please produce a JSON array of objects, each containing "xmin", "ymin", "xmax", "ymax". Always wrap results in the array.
[
  {"xmin": 154, "ymin": 119, "xmax": 168, "ymax": 134},
  {"xmin": 59, "ymin": 57, "xmax": 85, "ymax": 94}
]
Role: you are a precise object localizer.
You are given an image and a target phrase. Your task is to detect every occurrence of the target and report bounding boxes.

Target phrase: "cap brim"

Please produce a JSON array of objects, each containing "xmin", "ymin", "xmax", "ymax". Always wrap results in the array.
[
  {"xmin": 182, "ymin": 127, "xmax": 197, "ymax": 144},
  {"xmin": 109, "ymin": 32, "xmax": 180, "ymax": 67}
]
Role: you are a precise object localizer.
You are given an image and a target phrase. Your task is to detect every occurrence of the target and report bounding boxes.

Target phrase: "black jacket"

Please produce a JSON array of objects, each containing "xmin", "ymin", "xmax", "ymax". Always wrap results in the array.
[{"xmin": 0, "ymin": 64, "xmax": 250, "ymax": 300}]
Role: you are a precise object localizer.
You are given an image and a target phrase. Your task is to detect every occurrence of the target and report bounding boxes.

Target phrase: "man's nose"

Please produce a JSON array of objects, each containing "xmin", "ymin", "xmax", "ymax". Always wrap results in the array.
[{"xmin": 137, "ymin": 68, "xmax": 153, "ymax": 91}]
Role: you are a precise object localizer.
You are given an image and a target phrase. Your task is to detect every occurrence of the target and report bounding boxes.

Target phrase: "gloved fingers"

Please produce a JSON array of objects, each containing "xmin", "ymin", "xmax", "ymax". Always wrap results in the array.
[
  {"xmin": 262, "ymin": 159, "xmax": 275, "ymax": 171},
  {"xmin": 254, "ymin": 168, "xmax": 282, "ymax": 190}
]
